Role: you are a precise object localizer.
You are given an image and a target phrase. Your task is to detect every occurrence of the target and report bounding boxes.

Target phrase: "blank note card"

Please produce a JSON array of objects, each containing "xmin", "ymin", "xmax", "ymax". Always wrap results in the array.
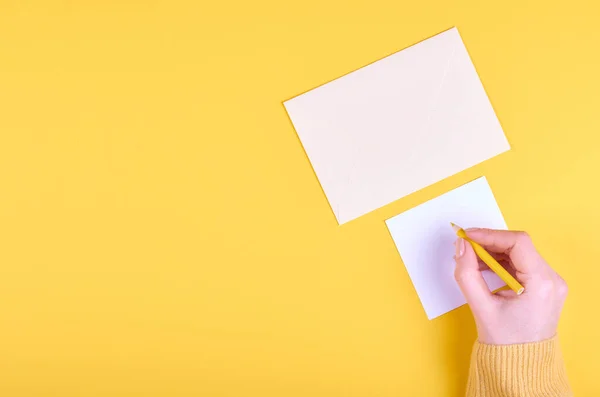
[
  {"xmin": 386, "ymin": 177, "xmax": 507, "ymax": 319},
  {"xmin": 284, "ymin": 28, "xmax": 510, "ymax": 225}
]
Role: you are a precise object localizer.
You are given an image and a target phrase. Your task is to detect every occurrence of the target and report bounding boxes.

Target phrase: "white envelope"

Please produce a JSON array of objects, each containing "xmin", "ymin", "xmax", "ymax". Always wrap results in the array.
[
  {"xmin": 284, "ymin": 28, "xmax": 510, "ymax": 224},
  {"xmin": 386, "ymin": 177, "xmax": 507, "ymax": 319}
]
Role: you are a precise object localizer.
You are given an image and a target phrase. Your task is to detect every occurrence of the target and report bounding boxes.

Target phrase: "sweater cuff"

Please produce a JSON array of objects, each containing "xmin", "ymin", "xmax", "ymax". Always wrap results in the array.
[{"xmin": 467, "ymin": 336, "xmax": 572, "ymax": 397}]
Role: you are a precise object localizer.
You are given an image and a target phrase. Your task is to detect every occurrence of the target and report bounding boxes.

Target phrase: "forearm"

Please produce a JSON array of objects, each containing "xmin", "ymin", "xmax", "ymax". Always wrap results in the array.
[{"xmin": 466, "ymin": 336, "xmax": 572, "ymax": 397}]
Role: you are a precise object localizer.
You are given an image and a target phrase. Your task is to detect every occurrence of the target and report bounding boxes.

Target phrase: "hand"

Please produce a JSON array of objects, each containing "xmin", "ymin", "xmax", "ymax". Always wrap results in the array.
[{"xmin": 453, "ymin": 229, "xmax": 568, "ymax": 345}]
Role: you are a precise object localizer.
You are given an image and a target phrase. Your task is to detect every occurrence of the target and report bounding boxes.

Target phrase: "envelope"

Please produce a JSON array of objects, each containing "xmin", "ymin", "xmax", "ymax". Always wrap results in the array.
[{"xmin": 284, "ymin": 27, "xmax": 510, "ymax": 224}]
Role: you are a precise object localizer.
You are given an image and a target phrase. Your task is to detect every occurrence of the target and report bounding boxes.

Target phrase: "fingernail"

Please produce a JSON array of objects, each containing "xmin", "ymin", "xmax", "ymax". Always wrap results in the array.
[{"xmin": 455, "ymin": 238, "xmax": 465, "ymax": 258}]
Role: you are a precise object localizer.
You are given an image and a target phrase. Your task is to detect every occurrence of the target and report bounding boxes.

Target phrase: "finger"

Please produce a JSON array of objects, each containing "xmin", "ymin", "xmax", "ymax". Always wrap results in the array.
[
  {"xmin": 479, "ymin": 258, "xmax": 519, "ymax": 281},
  {"xmin": 454, "ymin": 238, "xmax": 494, "ymax": 314},
  {"xmin": 477, "ymin": 258, "xmax": 488, "ymax": 271},
  {"xmin": 465, "ymin": 228, "xmax": 544, "ymax": 273},
  {"xmin": 490, "ymin": 252, "xmax": 511, "ymax": 263},
  {"xmin": 494, "ymin": 289, "xmax": 518, "ymax": 298},
  {"xmin": 477, "ymin": 252, "xmax": 510, "ymax": 269}
]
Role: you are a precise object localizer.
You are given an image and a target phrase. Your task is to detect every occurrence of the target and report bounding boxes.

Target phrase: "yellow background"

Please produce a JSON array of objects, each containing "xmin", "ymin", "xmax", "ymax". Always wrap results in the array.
[{"xmin": 0, "ymin": 1, "xmax": 597, "ymax": 395}]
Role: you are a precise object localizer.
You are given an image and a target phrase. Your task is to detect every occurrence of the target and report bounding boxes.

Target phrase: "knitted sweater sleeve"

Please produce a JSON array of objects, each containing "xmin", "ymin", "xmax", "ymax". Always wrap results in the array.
[{"xmin": 466, "ymin": 336, "xmax": 572, "ymax": 396}]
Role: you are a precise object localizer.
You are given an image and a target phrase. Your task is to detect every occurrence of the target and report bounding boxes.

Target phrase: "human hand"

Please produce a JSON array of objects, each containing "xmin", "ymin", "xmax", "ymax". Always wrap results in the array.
[{"xmin": 454, "ymin": 229, "xmax": 568, "ymax": 345}]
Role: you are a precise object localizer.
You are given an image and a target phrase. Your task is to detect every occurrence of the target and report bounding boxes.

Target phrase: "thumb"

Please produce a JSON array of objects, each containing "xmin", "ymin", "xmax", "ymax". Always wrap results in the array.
[{"xmin": 454, "ymin": 238, "xmax": 493, "ymax": 314}]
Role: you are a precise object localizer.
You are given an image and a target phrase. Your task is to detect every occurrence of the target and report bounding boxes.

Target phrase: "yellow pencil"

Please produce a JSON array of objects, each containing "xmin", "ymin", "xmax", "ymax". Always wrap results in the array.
[{"xmin": 451, "ymin": 223, "xmax": 525, "ymax": 295}]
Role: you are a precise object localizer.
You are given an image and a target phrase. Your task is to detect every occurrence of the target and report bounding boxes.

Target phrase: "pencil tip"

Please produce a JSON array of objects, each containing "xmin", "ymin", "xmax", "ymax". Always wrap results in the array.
[{"xmin": 450, "ymin": 222, "xmax": 461, "ymax": 233}]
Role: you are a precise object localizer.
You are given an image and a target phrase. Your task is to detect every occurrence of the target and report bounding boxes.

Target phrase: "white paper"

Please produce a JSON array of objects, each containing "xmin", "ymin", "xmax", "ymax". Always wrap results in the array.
[
  {"xmin": 284, "ymin": 27, "xmax": 510, "ymax": 225},
  {"xmin": 385, "ymin": 177, "xmax": 507, "ymax": 319}
]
